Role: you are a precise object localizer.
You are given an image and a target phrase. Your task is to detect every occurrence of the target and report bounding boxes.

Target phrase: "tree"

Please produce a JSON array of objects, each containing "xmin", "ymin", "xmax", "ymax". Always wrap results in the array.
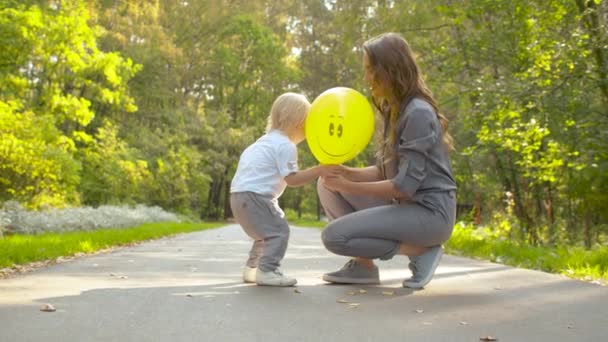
[{"xmin": 0, "ymin": 1, "xmax": 139, "ymax": 208}]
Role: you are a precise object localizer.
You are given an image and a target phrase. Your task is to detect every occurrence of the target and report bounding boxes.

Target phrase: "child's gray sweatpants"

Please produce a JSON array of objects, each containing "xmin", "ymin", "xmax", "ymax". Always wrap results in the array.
[
  {"xmin": 318, "ymin": 180, "xmax": 456, "ymax": 260},
  {"xmin": 230, "ymin": 191, "xmax": 289, "ymax": 272}
]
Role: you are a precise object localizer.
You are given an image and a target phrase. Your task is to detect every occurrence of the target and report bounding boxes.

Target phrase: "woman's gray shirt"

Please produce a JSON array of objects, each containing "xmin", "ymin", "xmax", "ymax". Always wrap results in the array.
[{"xmin": 382, "ymin": 98, "xmax": 457, "ymax": 204}]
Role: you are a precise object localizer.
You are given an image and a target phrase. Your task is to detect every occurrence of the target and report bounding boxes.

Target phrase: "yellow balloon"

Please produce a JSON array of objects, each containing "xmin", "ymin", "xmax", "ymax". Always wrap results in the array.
[{"xmin": 306, "ymin": 87, "xmax": 375, "ymax": 164}]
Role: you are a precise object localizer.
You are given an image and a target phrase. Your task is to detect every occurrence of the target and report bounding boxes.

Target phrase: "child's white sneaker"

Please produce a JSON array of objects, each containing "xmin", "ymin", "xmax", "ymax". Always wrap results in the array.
[
  {"xmin": 242, "ymin": 266, "xmax": 257, "ymax": 283},
  {"xmin": 256, "ymin": 268, "xmax": 297, "ymax": 287}
]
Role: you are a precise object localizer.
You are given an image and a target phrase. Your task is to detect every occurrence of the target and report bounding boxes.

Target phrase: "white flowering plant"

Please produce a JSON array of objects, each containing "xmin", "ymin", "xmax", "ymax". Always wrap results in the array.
[{"xmin": 0, "ymin": 201, "xmax": 180, "ymax": 236}]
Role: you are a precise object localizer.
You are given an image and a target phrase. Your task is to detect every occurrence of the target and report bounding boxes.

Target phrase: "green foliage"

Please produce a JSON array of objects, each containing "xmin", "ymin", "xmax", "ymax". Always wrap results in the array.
[
  {"xmin": 0, "ymin": 222, "xmax": 223, "ymax": 269},
  {"xmin": 78, "ymin": 120, "xmax": 151, "ymax": 205},
  {"xmin": 446, "ymin": 222, "xmax": 608, "ymax": 284},
  {"xmin": 432, "ymin": 0, "xmax": 607, "ymax": 244},
  {"xmin": 1, "ymin": 0, "xmax": 606, "ymax": 248},
  {"xmin": 0, "ymin": 100, "xmax": 80, "ymax": 207},
  {"xmin": 0, "ymin": 1, "xmax": 139, "ymax": 208}
]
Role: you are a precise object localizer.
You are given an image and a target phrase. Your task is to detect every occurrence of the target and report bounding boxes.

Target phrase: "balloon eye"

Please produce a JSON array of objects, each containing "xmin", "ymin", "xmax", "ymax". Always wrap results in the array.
[
  {"xmin": 337, "ymin": 124, "xmax": 343, "ymax": 138},
  {"xmin": 329, "ymin": 122, "xmax": 335, "ymax": 136}
]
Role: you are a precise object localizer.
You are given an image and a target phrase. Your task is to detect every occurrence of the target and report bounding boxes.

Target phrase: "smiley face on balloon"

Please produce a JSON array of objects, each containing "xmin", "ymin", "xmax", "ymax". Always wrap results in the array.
[{"xmin": 306, "ymin": 87, "xmax": 375, "ymax": 164}]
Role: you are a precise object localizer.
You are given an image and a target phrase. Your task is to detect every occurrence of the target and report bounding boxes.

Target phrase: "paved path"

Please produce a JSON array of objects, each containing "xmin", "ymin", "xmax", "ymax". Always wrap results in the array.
[{"xmin": 1, "ymin": 224, "xmax": 606, "ymax": 341}]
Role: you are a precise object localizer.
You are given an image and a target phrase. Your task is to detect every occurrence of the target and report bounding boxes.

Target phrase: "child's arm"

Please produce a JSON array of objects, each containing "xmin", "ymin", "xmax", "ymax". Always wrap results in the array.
[{"xmin": 285, "ymin": 165, "xmax": 342, "ymax": 187}]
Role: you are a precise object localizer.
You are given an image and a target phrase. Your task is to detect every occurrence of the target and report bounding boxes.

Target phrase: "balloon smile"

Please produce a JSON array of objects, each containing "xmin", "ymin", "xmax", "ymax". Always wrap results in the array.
[{"xmin": 316, "ymin": 135, "xmax": 354, "ymax": 158}]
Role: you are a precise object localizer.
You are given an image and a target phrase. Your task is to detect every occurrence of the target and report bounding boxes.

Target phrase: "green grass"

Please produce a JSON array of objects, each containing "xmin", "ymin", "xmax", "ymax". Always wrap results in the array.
[
  {"xmin": 291, "ymin": 219, "xmax": 326, "ymax": 228},
  {"xmin": 445, "ymin": 223, "xmax": 608, "ymax": 283},
  {"xmin": 0, "ymin": 222, "xmax": 224, "ymax": 269},
  {"xmin": 3, "ymin": 219, "xmax": 606, "ymax": 284},
  {"xmin": 292, "ymin": 219, "xmax": 607, "ymax": 284}
]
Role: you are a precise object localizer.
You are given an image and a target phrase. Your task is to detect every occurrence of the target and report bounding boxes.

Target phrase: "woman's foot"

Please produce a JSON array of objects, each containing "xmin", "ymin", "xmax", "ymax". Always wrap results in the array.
[
  {"xmin": 403, "ymin": 245, "xmax": 444, "ymax": 289},
  {"xmin": 322, "ymin": 259, "xmax": 380, "ymax": 284}
]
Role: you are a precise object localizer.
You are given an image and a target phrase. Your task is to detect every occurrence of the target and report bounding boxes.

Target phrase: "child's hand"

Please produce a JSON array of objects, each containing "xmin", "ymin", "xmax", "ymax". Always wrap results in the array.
[{"xmin": 317, "ymin": 164, "xmax": 346, "ymax": 178}]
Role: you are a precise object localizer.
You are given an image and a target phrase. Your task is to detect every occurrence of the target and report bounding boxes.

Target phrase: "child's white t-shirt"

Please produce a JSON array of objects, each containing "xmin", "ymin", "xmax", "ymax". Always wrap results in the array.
[{"xmin": 230, "ymin": 130, "xmax": 299, "ymax": 199}]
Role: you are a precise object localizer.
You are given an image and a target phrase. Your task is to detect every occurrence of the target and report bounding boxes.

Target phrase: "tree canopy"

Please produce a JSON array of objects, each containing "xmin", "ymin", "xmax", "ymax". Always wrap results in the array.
[{"xmin": 1, "ymin": 0, "xmax": 606, "ymax": 247}]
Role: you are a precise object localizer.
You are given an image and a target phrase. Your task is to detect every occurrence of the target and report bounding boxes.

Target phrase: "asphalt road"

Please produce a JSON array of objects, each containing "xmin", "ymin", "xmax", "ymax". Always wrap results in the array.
[{"xmin": 1, "ymin": 224, "xmax": 606, "ymax": 341}]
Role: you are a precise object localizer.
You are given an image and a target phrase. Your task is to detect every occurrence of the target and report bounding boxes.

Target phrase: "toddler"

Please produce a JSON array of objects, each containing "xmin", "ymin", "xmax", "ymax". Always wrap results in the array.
[{"xmin": 230, "ymin": 92, "xmax": 339, "ymax": 286}]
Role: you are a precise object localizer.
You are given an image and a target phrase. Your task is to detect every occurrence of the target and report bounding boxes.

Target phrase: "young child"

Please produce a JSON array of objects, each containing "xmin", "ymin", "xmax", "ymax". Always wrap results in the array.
[{"xmin": 230, "ymin": 92, "xmax": 340, "ymax": 287}]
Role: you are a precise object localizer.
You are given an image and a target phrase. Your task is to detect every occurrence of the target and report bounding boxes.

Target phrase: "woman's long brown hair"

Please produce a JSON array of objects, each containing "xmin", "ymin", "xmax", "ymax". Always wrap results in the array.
[{"xmin": 362, "ymin": 32, "xmax": 453, "ymax": 162}]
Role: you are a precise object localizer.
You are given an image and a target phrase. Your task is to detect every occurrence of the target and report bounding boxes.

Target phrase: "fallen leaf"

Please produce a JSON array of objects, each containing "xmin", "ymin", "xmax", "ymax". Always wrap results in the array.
[
  {"xmin": 119, "ymin": 276, "xmax": 128, "ymax": 279},
  {"xmin": 294, "ymin": 289, "xmax": 301, "ymax": 294},
  {"xmin": 336, "ymin": 299, "xmax": 349, "ymax": 303},
  {"xmin": 358, "ymin": 289, "xmax": 367, "ymax": 294},
  {"xmin": 40, "ymin": 304, "xmax": 56, "ymax": 312},
  {"xmin": 109, "ymin": 273, "xmax": 116, "ymax": 277},
  {"xmin": 480, "ymin": 336, "xmax": 497, "ymax": 341},
  {"xmin": 348, "ymin": 303, "xmax": 360, "ymax": 308},
  {"xmin": 415, "ymin": 309, "xmax": 424, "ymax": 313},
  {"xmin": 347, "ymin": 291, "xmax": 357, "ymax": 295},
  {"xmin": 186, "ymin": 294, "xmax": 193, "ymax": 297},
  {"xmin": 460, "ymin": 321, "xmax": 469, "ymax": 326},
  {"xmin": 382, "ymin": 291, "xmax": 395, "ymax": 296}
]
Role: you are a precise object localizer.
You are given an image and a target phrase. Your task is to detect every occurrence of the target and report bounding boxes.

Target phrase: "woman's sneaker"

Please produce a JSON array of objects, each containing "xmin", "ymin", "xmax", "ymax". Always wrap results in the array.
[
  {"xmin": 322, "ymin": 259, "xmax": 380, "ymax": 284},
  {"xmin": 403, "ymin": 245, "xmax": 443, "ymax": 289},
  {"xmin": 256, "ymin": 268, "xmax": 297, "ymax": 287},
  {"xmin": 242, "ymin": 266, "xmax": 257, "ymax": 283}
]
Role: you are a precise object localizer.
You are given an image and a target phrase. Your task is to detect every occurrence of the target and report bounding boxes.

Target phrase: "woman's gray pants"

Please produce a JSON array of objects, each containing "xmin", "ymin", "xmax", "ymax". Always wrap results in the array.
[{"xmin": 317, "ymin": 180, "xmax": 456, "ymax": 260}]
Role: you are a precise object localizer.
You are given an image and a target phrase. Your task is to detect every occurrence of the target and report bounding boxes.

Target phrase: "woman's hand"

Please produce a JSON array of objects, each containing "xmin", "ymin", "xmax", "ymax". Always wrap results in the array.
[
  {"xmin": 317, "ymin": 164, "xmax": 348, "ymax": 178},
  {"xmin": 320, "ymin": 175, "xmax": 349, "ymax": 192}
]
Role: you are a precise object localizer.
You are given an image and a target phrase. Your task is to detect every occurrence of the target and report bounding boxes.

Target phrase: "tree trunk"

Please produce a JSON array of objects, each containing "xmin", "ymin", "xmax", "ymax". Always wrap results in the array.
[
  {"xmin": 474, "ymin": 191, "xmax": 482, "ymax": 225},
  {"xmin": 544, "ymin": 185, "xmax": 556, "ymax": 245},
  {"xmin": 223, "ymin": 177, "xmax": 231, "ymax": 220},
  {"xmin": 205, "ymin": 176, "xmax": 224, "ymax": 220},
  {"xmin": 576, "ymin": 0, "xmax": 608, "ymax": 107},
  {"xmin": 584, "ymin": 208, "xmax": 593, "ymax": 249}
]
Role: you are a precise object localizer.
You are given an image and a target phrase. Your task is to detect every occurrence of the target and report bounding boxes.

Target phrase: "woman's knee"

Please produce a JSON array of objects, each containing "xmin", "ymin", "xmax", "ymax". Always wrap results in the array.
[
  {"xmin": 321, "ymin": 224, "xmax": 348, "ymax": 255},
  {"xmin": 316, "ymin": 178, "xmax": 331, "ymax": 203}
]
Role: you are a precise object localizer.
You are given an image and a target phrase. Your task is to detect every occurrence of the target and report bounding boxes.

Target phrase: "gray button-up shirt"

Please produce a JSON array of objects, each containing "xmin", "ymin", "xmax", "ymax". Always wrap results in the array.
[{"xmin": 381, "ymin": 98, "xmax": 457, "ymax": 203}]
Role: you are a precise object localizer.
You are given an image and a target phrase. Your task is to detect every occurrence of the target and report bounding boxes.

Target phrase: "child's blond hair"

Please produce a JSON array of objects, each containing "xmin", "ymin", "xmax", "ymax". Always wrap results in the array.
[{"xmin": 265, "ymin": 93, "xmax": 311, "ymax": 133}]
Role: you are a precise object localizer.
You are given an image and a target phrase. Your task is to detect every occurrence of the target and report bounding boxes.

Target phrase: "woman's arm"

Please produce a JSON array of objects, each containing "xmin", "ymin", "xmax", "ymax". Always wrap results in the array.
[
  {"xmin": 320, "ymin": 176, "xmax": 409, "ymax": 201},
  {"xmin": 343, "ymin": 165, "xmax": 383, "ymax": 182}
]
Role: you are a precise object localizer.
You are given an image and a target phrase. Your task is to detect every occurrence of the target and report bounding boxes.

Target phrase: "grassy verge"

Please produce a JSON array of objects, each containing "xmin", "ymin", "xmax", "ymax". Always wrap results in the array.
[
  {"xmin": 0, "ymin": 222, "xmax": 224, "ymax": 269},
  {"xmin": 291, "ymin": 219, "xmax": 326, "ymax": 228},
  {"xmin": 446, "ymin": 223, "xmax": 608, "ymax": 284},
  {"xmin": 292, "ymin": 219, "xmax": 607, "ymax": 284}
]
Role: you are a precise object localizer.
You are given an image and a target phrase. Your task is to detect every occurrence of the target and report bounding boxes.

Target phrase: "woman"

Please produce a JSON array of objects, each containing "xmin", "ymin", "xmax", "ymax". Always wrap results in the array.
[{"xmin": 318, "ymin": 32, "xmax": 456, "ymax": 288}]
